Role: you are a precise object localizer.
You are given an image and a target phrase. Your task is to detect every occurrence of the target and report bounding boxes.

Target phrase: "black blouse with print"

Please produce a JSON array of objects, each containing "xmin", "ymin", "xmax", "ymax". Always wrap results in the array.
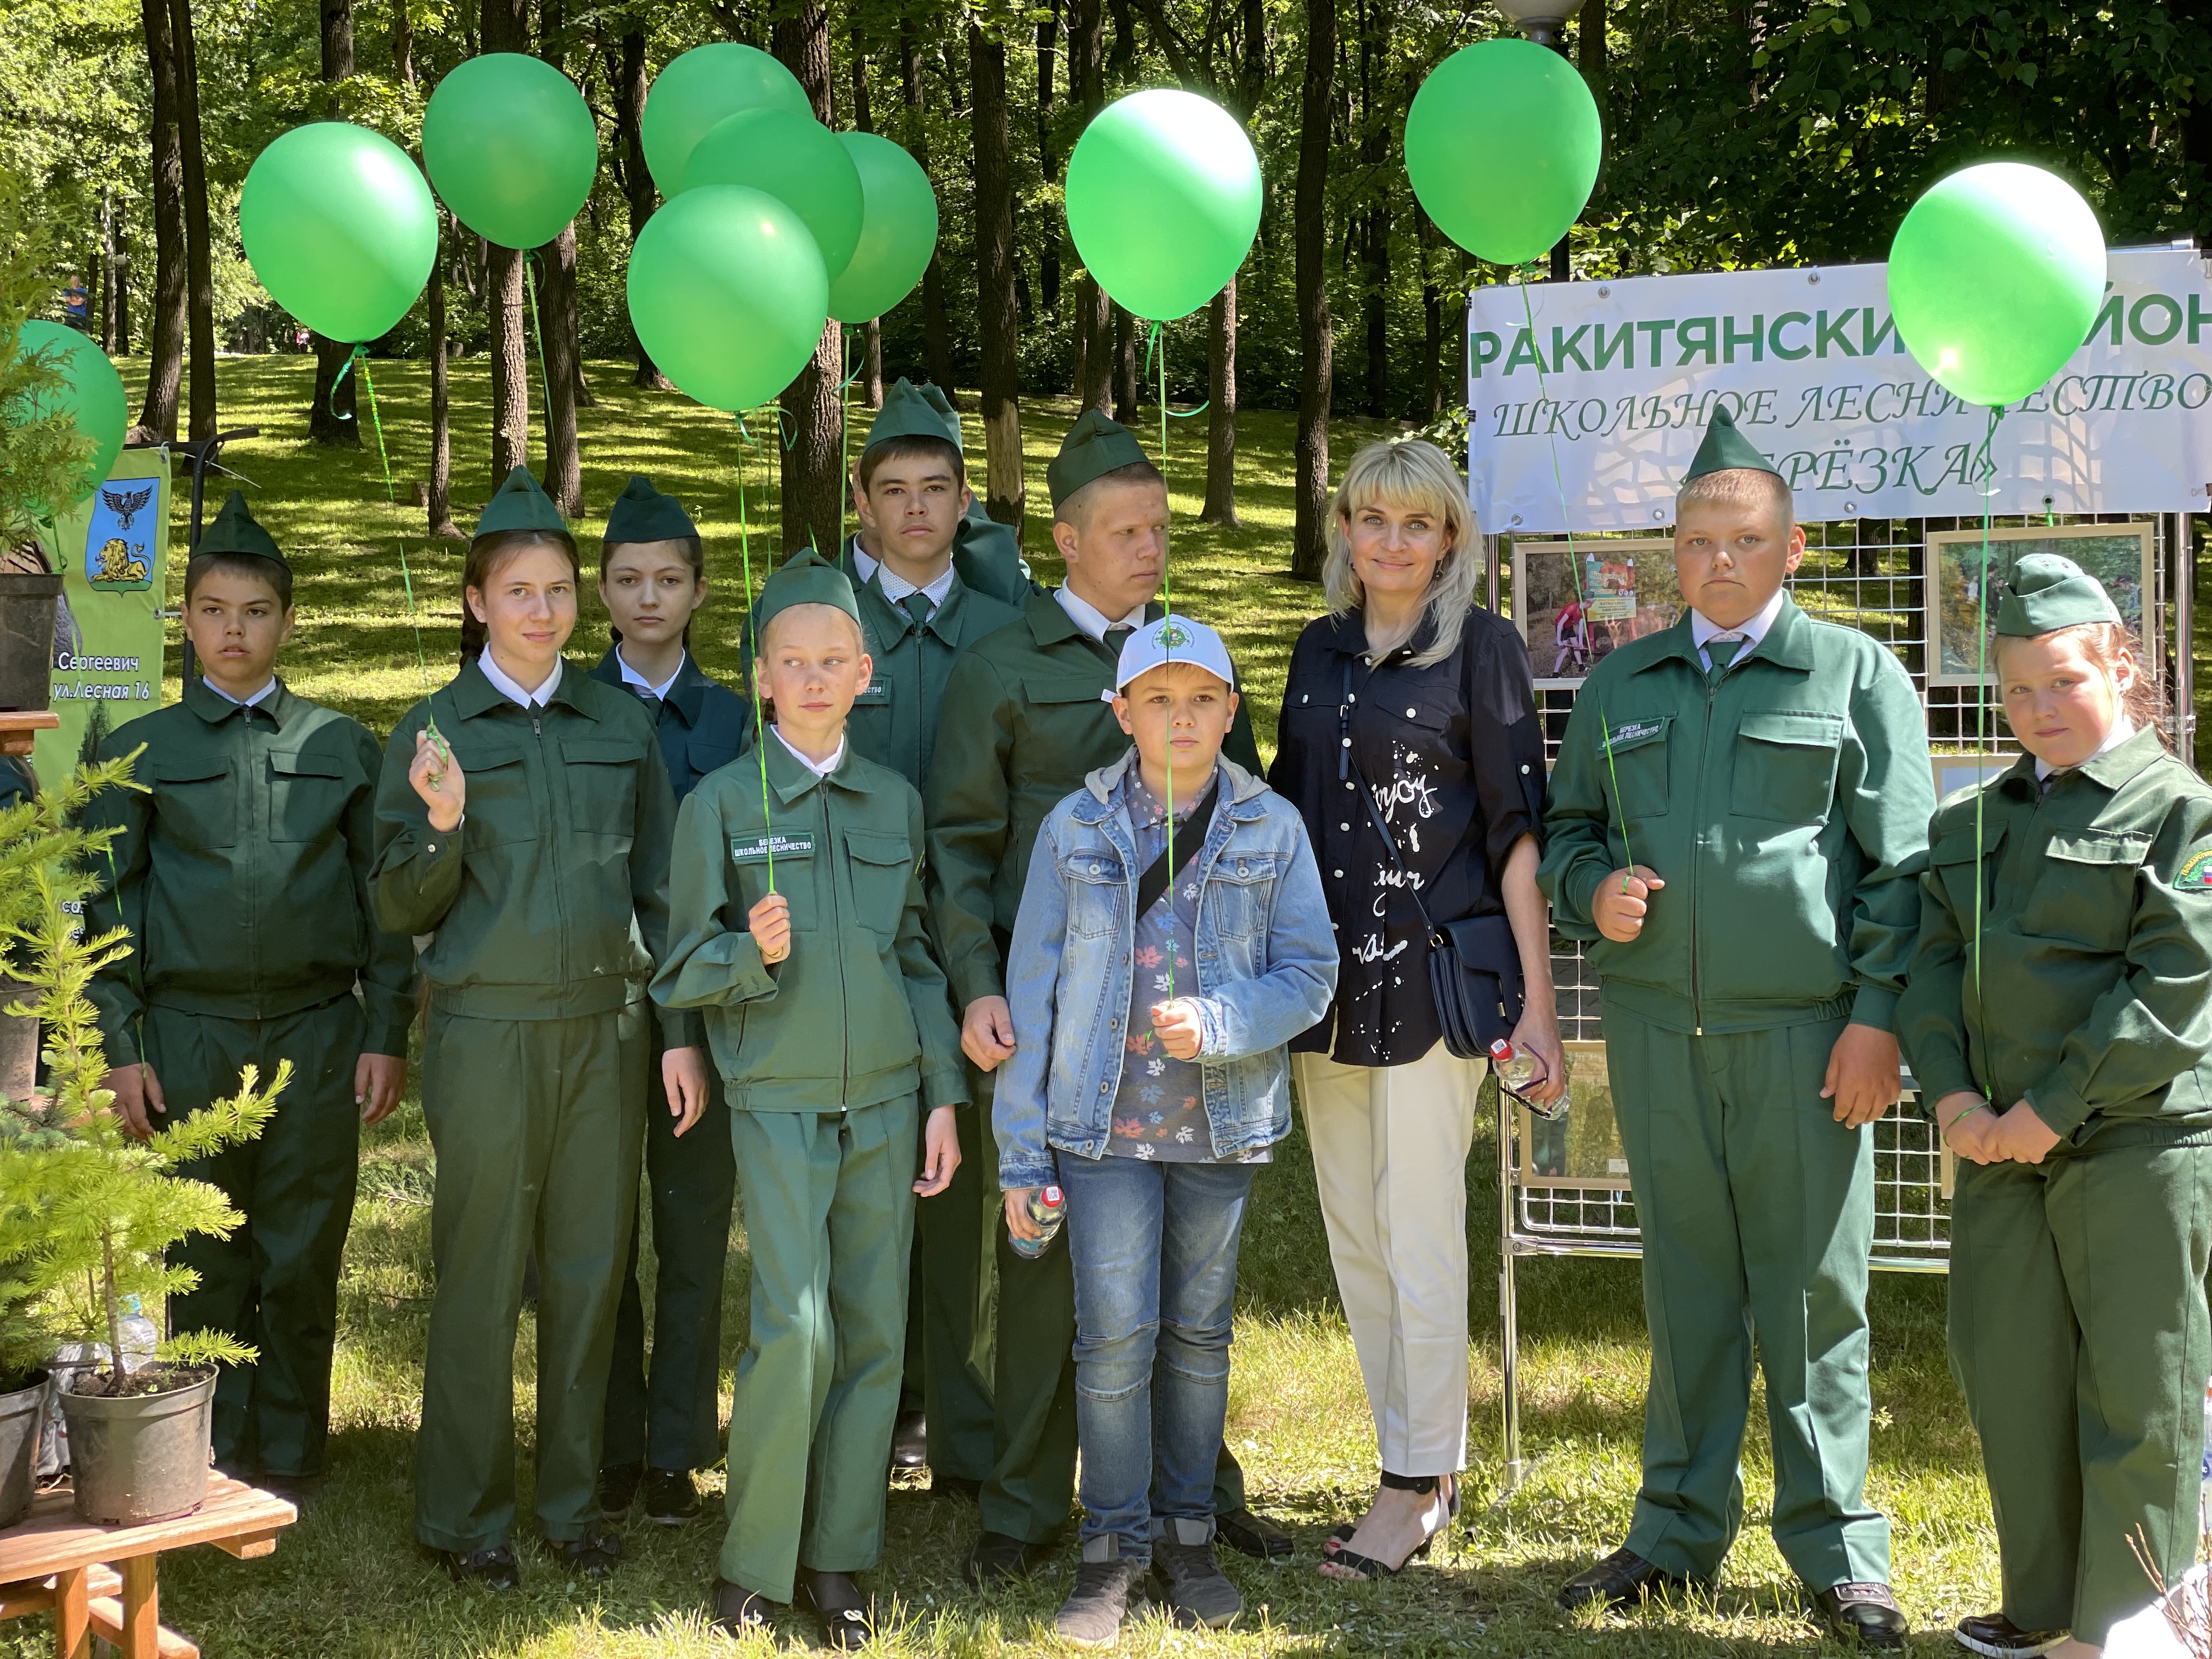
[{"xmin": 1268, "ymin": 603, "xmax": 1547, "ymax": 1068}]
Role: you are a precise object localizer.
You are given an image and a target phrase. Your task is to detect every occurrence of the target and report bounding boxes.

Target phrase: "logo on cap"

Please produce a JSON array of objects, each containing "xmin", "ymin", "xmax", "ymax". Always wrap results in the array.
[{"xmin": 1156, "ymin": 622, "xmax": 1189, "ymax": 648}]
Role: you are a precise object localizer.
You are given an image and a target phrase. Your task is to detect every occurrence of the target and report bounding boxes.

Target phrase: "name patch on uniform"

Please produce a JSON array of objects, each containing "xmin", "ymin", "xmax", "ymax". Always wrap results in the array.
[
  {"xmin": 730, "ymin": 832, "xmax": 816, "ymax": 864},
  {"xmin": 1607, "ymin": 719, "xmax": 1664, "ymax": 744},
  {"xmin": 2176, "ymin": 848, "xmax": 2212, "ymax": 890}
]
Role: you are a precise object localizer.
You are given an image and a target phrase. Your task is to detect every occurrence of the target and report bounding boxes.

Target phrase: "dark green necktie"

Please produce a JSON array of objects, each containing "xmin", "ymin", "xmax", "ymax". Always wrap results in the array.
[
  {"xmin": 1104, "ymin": 624, "xmax": 1134, "ymax": 663},
  {"xmin": 1706, "ymin": 635, "xmax": 1744, "ymax": 679},
  {"xmin": 633, "ymin": 687, "xmax": 663, "ymax": 721},
  {"xmin": 901, "ymin": 592, "xmax": 934, "ymax": 629}
]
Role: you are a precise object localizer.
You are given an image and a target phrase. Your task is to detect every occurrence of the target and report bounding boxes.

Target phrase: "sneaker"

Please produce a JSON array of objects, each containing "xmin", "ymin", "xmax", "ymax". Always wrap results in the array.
[
  {"xmin": 642, "ymin": 1467, "xmax": 702, "ymax": 1525},
  {"xmin": 1151, "ymin": 1517, "xmax": 1242, "ymax": 1629},
  {"xmin": 1954, "ymin": 1612, "xmax": 2069, "ymax": 1657},
  {"xmin": 1056, "ymin": 1536, "xmax": 1150, "ymax": 1647},
  {"xmin": 596, "ymin": 1459, "xmax": 644, "ymax": 1517}
]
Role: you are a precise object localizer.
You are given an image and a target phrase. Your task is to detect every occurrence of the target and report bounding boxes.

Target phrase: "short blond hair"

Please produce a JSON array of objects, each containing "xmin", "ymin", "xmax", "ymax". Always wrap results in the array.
[
  {"xmin": 1324, "ymin": 439, "xmax": 1481, "ymax": 668},
  {"xmin": 1675, "ymin": 467, "xmax": 1794, "ymax": 532}
]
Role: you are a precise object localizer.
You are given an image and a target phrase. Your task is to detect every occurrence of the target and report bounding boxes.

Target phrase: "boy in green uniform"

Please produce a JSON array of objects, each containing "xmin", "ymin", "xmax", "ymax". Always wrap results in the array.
[
  {"xmin": 1538, "ymin": 409, "xmax": 1933, "ymax": 1647},
  {"xmin": 590, "ymin": 475, "xmax": 751, "ymax": 1526},
  {"xmin": 924, "ymin": 410, "xmax": 1281, "ymax": 1583},
  {"xmin": 1900, "ymin": 557, "xmax": 2212, "ymax": 1659},
  {"xmin": 655, "ymin": 549, "xmax": 964, "ymax": 1644},
  {"xmin": 88, "ymin": 490, "xmax": 416, "ymax": 1505},
  {"xmin": 837, "ymin": 378, "xmax": 1025, "ymax": 1483}
]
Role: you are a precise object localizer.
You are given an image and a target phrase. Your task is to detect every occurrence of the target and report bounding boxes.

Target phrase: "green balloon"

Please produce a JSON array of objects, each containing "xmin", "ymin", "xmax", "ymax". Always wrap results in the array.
[
  {"xmin": 640, "ymin": 43, "xmax": 811, "ymax": 201},
  {"xmin": 422, "ymin": 53, "xmax": 597, "ymax": 250},
  {"xmin": 682, "ymin": 108, "xmax": 864, "ymax": 280},
  {"xmin": 240, "ymin": 122, "xmax": 438, "ymax": 342},
  {"xmin": 1064, "ymin": 88, "xmax": 1260, "ymax": 321},
  {"xmin": 828, "ymin": 132, "xmax": 939, "ymax": 324},
  {"xmin": 1403, "ymin": 38, "xmax": 1601, "ymax": 267},
  {"xmin": 626, "ymin": 184, "xmax": 828, "ymax": 413},
  {"xmin": 1888, "ymin": 161, "xmax": 2107, "ymax": 408},
  {"xmin": 13, "ymin": 323, "xmax": 126, "ymax": 510}
]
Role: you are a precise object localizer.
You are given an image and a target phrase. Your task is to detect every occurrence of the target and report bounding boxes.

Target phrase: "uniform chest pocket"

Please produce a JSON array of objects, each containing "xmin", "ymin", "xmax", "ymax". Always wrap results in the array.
[
  {"xmin": 561, "ymin": 738, "xmax": 643, "ymax": 839},
  {"xmin": 1205, "ymin": 848, "xmax": 1280, "ymax": 940},
  {"xmin": 1596, "ymin": 714, "xmax": 1671, "ymax": 821},
  {"xmin": 152, "ymin": 760, "xmax": 234, "ymax": 849},
  {"xmin": 844, "ymin": 829, "xmax": 915, "ymax": 934},
  {"xmin": 2019, "ymin": 828, "xmax": 2150, "ymax": 952},
  {"xmin": 1731, "ymin": 709, "xmax": 1844, "ymax": 825},
  {"xmin": 452, "ymin": 745, "xmax": 533, "ymax": 845},
  {"xmin": 1060, "ymin": 844, "xmax": 1126, "ymax": 939},
  {"xmin": 1929, "ymin": 819, "xmax": 2005, "ymax": 923},
  {"xmin": 267, "ymin": 751, "xmax": 347, "ymax": 842},
  {"xmin": 686, "ymin": 742, "xmax": 742, "ymax": 788}
]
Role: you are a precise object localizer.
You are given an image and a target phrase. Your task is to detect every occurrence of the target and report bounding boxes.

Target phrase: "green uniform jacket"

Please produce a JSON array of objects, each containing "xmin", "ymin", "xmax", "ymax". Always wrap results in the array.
[
  {"xmin": 370, "ymin": 658, "xmax": 696, "ymax": 1046},
  {"xmin": 924, "ymin": 590, "xmax": 1263, "ymax": 1011},
  {"xmin": 832, "ymin": 536, "xmax": 1025, "ymax": 791},
  {"xmin": 1538, "ymin": 596, "xmax": 1933, "ymax": 1034},
  {"xmin": 86, "ymin": 678, "xmax": 417, "ymax": 1061},
  {"xmin": 1897, "ymin": 727, "xmax": 2212, "ymax": 1148},
  {"xmin": 651, "ymin": 733, "xmax": 966, "ymax": 1114},
  {"xmin": 588, "ymin": 649, "xmax": 752, "ymax": 801}
]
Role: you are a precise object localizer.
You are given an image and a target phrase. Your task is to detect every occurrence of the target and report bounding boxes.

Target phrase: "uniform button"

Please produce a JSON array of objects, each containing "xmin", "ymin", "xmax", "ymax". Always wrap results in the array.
[
  {"xmin": 1344, "ymin": 781, "xmax": 1355, "ymax": 791},
  {"xmin": 1333, "ymin": 869, "xmax": 1342, "ymax": 877},
  {"xmin": 1340, "ymin": 822, "xmax": 1350, "ymax": 831},
  {"xmin": 1406, "ymin": 707, "xmax": 1418, "ymax": 717},
  {"xmin": 1521, "ymin": 764, "xmax": 1531, "ymax": 774},
  {"xmin": 1341, "ymin": 738, "xmax": 1350, "ymax": 748}
]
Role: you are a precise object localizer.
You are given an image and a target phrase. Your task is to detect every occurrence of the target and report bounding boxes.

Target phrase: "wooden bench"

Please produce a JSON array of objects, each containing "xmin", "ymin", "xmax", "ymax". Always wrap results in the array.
[{"xmin": 0, "ymin": 1478, "xmax": 297, "ymax": 1658}]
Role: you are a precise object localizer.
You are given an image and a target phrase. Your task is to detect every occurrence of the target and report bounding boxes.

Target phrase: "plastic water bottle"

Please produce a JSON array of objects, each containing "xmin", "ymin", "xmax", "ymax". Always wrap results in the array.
[
  {"xmin": 1491, "ymin": 1038, "xmax": 1570, "ymax": 1121},
  {"xmin": 1011, "ymin": 1186, "xmax": 1066, "ymax": 1260},
  {"xmin": 116, "ymin": 1295, "xmax": 157, "ymax": 1375}
]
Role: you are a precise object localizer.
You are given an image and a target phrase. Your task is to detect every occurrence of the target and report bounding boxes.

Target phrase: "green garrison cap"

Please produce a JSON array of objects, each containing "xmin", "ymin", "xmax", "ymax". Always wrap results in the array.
[
  {"xmin": 475, "ymin": 466, "xmax": 569, "ymax": 537},
  {"xmin": 195, "ymin": 489, "xmax": 286, "ymax": 566},
  {"xmin": 603, "ymin": 475, "xmax": 697, "ymax": 544},
  {"xmin": 1996, "ymin": 553, "xmax": 2123, "ymax": 636},
  {"xmin": 864, "ymin": 378, "xmax": 964, "ymax": 456},
  {"xmin": 754, "ymin": 546, "xmax": 861, "ymax": 635},
  {"xmin": 1683, "ymin": 404, "xmax": 1784, "ymax": 482},
  {"xmin": 1047, "ymin": 409, "xmax": 1151, "ymax": 509}
]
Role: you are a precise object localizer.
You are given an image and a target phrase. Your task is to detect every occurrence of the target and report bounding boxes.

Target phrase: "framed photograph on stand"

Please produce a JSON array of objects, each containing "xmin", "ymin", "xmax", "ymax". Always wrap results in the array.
[
  {"xmin": 1931, "ymin": 752, "xmax": 2015, "ymax": 803},
  {"xmin": 1516, "ymin": 1040, "xmax": 1629, "ymax": 1190},
  {"xmin": 1926, "ymin": 522, "xmax": 2153, "ymax": 686},
  {"xmin": 1512, "ymin": 538, "xmax": 1684, "ymax": 689}
]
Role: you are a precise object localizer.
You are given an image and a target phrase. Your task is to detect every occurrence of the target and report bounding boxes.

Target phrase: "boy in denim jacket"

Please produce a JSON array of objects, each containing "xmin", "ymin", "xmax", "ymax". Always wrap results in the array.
[{"xmin": 997, "ymin": 616, "xmax": 1338, "ymax": 1644}]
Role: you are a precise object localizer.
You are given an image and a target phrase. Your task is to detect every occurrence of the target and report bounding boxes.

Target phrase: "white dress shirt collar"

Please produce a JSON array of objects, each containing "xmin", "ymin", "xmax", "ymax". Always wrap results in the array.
[
  {"xmin": 877, "ymin": 560, "xmax": 958, "ymax": 613},
  {"xmin": 1690, "ymin": 585, "xmax": 1788, "ymax": 668},
  {"xmin": 614, "ymin": 647, "xmax": 684, "ymax": 700},
  {"xmin": 478, "ymin": 652, "xmax": 562, "ymax": 709},
  {"xmin": 202, "ymin": 676, "xmax": 277, "ymax": 708},
  {"xmin": 1056, "ymin": 585, "xmax": 1147, "ymax": 643},
  {"xmin": 772, "ymin": 724, "xmax": 846, "ymax": 779}
]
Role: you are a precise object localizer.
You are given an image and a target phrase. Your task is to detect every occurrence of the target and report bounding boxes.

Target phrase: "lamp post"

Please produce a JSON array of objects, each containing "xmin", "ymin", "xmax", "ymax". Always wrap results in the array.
[{"xmin": 1494, "ymin": 0, "xmax": 1588, "ymax": 276}]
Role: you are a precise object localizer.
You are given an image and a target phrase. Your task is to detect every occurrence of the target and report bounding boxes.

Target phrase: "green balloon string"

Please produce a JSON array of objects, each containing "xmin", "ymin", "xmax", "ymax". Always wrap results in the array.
[
  {"xmin": 735, "ymin": 411, "xmax": 776, "ymax": 895},
  {"xmin": 341, "ymin": 346, "xmax": 446, "ymax": 759},
  {"xmin": 1143, "ymin": 318, "xmax": 1180, "ymax": 1003}
]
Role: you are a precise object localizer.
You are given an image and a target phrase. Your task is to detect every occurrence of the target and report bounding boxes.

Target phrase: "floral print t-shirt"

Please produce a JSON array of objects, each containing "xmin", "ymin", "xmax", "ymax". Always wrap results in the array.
[{"xmin": 1108, "ymin": 768, "xmax": 1269, "ymax": 1165}]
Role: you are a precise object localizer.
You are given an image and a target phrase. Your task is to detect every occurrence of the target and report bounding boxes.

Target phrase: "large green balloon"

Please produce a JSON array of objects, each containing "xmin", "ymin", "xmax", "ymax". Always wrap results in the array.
[
  {"xmin": 13, "ymin": 323, "xmax": 126, "ymax": 510},
  {"xmin": 626, "ymin": 184, "xmax": 828, "ymax": 413},
  {"xmin": 239, "ymin": 123, "xmax": 438, "ymax": 342},
  {"xmin": 681, "ymin": 108, "xmax": 864, "ymax": 280},
  {"xmin": 640, "ymin": 43, "xmax": 811, "ymax": 201},
  {"xmin": 422, "ymin": 53, "xmax": 597, "ymax": 250},
  {"xmin": 1404, "ymin": 38, "xmax": 1601, "ymax": 267},
  {"xmin": 1888, "ymin": 161, "xmax": 2107, "ymax": 408},
  {"xmin": 828, "ymin": 132, "xmax": 939, "ymax": 324},
  {"xmin": 1064, "ymin": 89, "xmax": 1260, "ymax": 321}
]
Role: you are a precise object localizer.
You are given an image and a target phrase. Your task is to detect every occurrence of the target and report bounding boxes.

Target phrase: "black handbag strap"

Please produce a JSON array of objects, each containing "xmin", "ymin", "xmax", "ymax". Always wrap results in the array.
[
  {"xmin": 1340, "ymin": 658, "xmax": 1446, "ymax": 946},
  {"xmin": 1135, "ymin": 777, "xmax": 1221, "ymax": 920}
]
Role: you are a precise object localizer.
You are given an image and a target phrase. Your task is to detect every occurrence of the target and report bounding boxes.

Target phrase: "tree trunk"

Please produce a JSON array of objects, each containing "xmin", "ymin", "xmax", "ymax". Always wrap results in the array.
[
  {"xmin": 1292, "ymin": 0, "xmax": 1335, "ymax": 580},
  {"xmin": 969, "ymin": 21, "xmax": 1025, "ymax": 536},
  {"xmin": 1036, "ymin": 0, "xmax": 1060, "ymax": 321},
  {"xmin": 1417, "ymin": 205, "xmax": 1442, "ymax": 421},
  {"xmin": 1358, "ymin": 0, "xmax": 1388, "ymax": 419},
  {"xmin": 1069, "ymin": 0, "xmax": 1108, "ymax": 409},
  {"xmin": 849, "ymin": 20, "xmax": 871, "ymax": 131},
  {"xmin": 537, "ymin": 226, "xmax": 583, "ymax": 516},
  {"xmin": 1113, "ymin": 304, "xmax": 1137, "ymax": 421},
  {"xmin": 137, "ymin": 0, "xmax": 183, "ymax": 440},
  {"xmin": 864, "ymin": 319, "xmax": 883, "ymax": 408},
  {"xmin": 898, "ymin": 16, "xmax": 958, "ymax": 400},
  {"xmin": 776, "ymin": 0, "xmax": 844, "ymax": 555},
  {"xmin": 170, "ymin": 0, "xmax": 217, "ymax": 439},
  {"xmin": 427, "ymin": 231, "xmax": 460, "ymax": 538},
  {"xmin": 613, "ymin": 29, "xmax": 669, "ymax": 389},
  {"xmin": 99, "ymin": 194, "xmax": 120, "ymax": 354},
  {"xmin": 394, "ymin": 0, "xmax": 414, "ymax": 80},
  {"xmin": 310, "ymin": 335, "xmax": 359, "ymax": 446},
  {"xmin": 488, "ymin": 245, "xmax": 529, "ymax": 478},
  {"xmin": 1200, "ymin": 277, "xmax": 1238, "ymax": 526}
]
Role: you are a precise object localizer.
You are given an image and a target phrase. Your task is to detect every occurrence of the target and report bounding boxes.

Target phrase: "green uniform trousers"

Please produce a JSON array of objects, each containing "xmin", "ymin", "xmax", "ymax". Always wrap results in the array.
[
  {"xmin": 975, "ymin": 1071, "xmax": 1251, "ymax": 1541},
  {"xmin": 723, "ymin": 1099, "xmax": 919, "ymax": 1601},
  {"xmin": 1950, "ymin": 1142, "xmax": 2212, "ymax": 1644},
  {"xmin": 153, "ymin": 996, "xmax": 365, "ymax": 1480},
  {"xmin": 913, "ymin": 1084, "xmax": 997, "ymax": 1483},
  {"xmin": 1605, "ymin": 1004, "xmax": 1890, "ymax": 1587},
  {"xmin": 415, "ymin": 1003, "xmax": 645, "ymax": 1553},
  {"xmin": 603, "ymin": 1027, "xmax": 736, "ymax": 1474}
]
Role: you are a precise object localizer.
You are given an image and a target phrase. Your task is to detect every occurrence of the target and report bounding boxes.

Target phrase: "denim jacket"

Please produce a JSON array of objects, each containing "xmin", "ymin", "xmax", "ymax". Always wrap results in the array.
[{"xmin": 995, "ymin": 749, "xmax": 1339, "ymax": 1186}]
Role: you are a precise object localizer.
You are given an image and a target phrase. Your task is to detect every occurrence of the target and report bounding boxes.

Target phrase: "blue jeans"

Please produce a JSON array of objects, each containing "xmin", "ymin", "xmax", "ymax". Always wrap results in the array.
[{"xmin": 1055, "ymin": 1151, "xmax": 1256, "ymax": 1557}]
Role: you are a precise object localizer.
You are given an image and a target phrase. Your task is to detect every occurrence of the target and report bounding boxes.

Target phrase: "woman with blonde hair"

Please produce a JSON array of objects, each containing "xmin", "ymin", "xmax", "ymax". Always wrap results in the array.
[{"xmin": 1269, "ymin": 438, "xmax": 1564, "ymax": 1581}]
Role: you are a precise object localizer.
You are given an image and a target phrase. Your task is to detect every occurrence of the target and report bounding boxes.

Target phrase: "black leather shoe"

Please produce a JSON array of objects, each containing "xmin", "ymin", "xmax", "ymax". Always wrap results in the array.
[
  {"xmin": 801, "ymin": 1568, "xmax": 876, "ymax": 1649},
  {"xmin": 964, "ymin": 1531, "xmax": 1049, "ymax": 1587},
  {"xmin": 597, "ymin": 1459, "xmax": 644, "ymax": 1517},
  {"xmin": 1954, "ymin": 1611, "xmax": 2067, "ymax": 1657},
  {"xmin": 443, "ymin": 1544, "xmax": 521, "ymax": 1591},
  {"xmin": 1215, "ymin": 1506, "xmax": 1293, "ymax": 1561},
  {"xmin": 546, "ymin": 1523, "xmax": 622, "ymax": 1580},
  {"xmin": 1556, "ymin": 1547, "xmax": 1692, "ymax": 1612},
  {"xmin": 891, "ymin": 1409, "xmax": 928, "ymax": 1470},
  {"xmin": 1813, "ymin": 1582, "xmax": 1909, "ymax": 1650},
  {"xmin": 932, "ymin": 1474, "xmax": 982, "ymax": 1503},
  {"xmin": 642, "ymin": 1467, "xmax": 701, "ymax": 1525},
  {"xmin": 714, "ymin": 1578, "xmax": 783, "ymax": 1636}
]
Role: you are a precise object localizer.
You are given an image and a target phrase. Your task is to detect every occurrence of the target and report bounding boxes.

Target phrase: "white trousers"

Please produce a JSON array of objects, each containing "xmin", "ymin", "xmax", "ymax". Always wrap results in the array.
[{"xmin": 1296, "ymin": 1042, "xmax": 1483, "ymax": 1477}]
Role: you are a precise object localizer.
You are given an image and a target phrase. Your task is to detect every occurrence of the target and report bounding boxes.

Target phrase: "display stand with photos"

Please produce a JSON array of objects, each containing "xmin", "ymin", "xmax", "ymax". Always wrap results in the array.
[{"xmin": 1482, "ymin": 510, "xmax": 2197, "ymax": 1491}]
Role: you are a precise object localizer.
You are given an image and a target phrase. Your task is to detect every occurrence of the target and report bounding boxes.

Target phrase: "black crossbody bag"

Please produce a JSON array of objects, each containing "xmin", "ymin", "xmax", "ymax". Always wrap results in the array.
[
  {"xmin": 1134, "ymin": 777, "xmax": 1221, "ymax": 919},
  {"xmin": 1340, "ymin": 661, "xmax": 1523, "ymax": 1058}
]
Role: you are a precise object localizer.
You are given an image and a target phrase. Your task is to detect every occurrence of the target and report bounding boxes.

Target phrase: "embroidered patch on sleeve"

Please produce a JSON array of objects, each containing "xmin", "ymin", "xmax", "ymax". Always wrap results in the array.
[{"xmin": 2175, "ymin": 848, "xmax": 2212, "ymax": 890}]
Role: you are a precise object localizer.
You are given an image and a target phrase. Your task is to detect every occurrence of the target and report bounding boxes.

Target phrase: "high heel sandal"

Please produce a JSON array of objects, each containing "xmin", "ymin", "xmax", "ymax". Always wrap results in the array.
[{"xmin": 1321, "ymin": 1471, "xmax": 1456, "ymax": 1579}]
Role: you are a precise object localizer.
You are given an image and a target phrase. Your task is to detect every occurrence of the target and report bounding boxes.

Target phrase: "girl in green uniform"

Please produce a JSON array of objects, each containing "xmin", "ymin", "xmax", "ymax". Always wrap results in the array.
[
  {"xmin": 1899, "ymin": 554, "xmax": 2212, "ymax": 1659},
  {"xmin": 371, "ymin": 467, "xmax": 709, "ymax": 1589}
]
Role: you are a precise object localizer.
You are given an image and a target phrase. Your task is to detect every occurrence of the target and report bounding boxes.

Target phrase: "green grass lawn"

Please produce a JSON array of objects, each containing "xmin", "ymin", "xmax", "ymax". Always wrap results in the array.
[{"xmin": 7, "ymin": 357, "xmax": 2008, "ymax": 1657}]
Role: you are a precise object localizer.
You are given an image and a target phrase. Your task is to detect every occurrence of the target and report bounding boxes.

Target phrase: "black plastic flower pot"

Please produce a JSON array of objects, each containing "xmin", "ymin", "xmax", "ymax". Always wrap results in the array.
[
  {"xmin": 59, "ymin": 1363, "xmax": 217, "ymax": 1525},
  {"xmin": 0, "ymin": 1369, "xmax": 47, "ymax": 1529},
  {"xmin": 0, "ymin": 572, "xmax": 61, "ymax": 714}
]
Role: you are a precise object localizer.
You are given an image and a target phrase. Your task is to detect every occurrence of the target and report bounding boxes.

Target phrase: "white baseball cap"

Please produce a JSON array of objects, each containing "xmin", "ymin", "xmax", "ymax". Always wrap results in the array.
[{"xmin": 1104, "ymin": 613, "xmax": 1236, "ymax": 699}]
